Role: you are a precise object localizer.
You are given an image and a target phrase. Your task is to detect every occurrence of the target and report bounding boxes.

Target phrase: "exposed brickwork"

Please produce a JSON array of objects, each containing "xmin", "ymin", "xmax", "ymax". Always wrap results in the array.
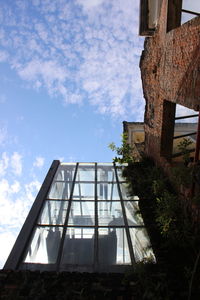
[{"xmin": 140, "ymin": 0, "xmax": 200, "ymax": 165}]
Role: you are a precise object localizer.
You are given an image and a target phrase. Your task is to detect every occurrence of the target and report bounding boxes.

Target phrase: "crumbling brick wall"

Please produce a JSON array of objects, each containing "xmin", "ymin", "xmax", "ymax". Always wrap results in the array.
[{"xmin": 140, "ymin": 0, "xmax": 200, "ymax": 165}]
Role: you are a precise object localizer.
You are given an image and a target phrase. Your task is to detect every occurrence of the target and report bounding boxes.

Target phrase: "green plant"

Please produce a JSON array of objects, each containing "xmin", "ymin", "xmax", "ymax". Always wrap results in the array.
[
  {"xmin": 155, "ymin": 191, "xmax": 179, "ymax": 237},
  {"xmin": 108, "ymin": 133, "xmax": 135, "ymax": 164},
  {"xmin": 171, "ymin": 165, "xmax": 193, "ymax": 188},
  {"xmin": 120, "ymin": 157, "xmax": 200, "ymax": 298},
  {"xmin": 177, "ymin": 138, "xmax": 193, "ymax": 165}
]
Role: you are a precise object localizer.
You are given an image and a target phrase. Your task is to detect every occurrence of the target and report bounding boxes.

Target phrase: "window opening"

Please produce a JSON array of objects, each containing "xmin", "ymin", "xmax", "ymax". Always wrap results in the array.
[
  {"xmin": 181, "ymin": 0, "xmax": 200, "ymax": 25},
  {"xmin": 172, "ymin": 105, "xmax": 198, "ymax": 160}
]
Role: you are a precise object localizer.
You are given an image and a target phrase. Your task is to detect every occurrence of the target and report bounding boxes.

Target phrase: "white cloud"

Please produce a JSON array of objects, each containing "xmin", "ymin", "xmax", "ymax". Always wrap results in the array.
[
  {"xmin": 11, "ymin": 180, "xmax": 21, "ymax": 193},
  {"xmin": 0, "ymin": 50, "xmax": 8, "ymax": 62},
  {"xmin": 0, "ymin": 0, "xmax": 144, "ymax": 119},
  {"xmin": 77, "ymin": 0, "xmax": 105, "ymax": 10},
  {"xmin": 11, "ymin": 152, "xmax": 22, "ymax": 176},
  {"xmin": 18, "ymin": 60, "xmax": 67, "ymax": 83},
  {"xmin": 0, "ymin": 179, "xmax": 28, "ymax": 228},
  {"xmin": 0, "ymin": 231, "xmax": 17, "ymax": 268},
  {"xmin": 33, "ymin": 156, "xmax": 45, "ymax": 168},
  {"xmin": 0, "ymin": 177, "xmax": 40, "ymax": 268},
  {"xmin": 0, "ymin": 151, "xmax": 43, "ymax": 268},
  {"xmin": 0, "ymin": 152, "xmax": 9, "ymax": 176},
  {"xmin": 25, "ymin": 180, "xmax": 41, "ymax": 202}
]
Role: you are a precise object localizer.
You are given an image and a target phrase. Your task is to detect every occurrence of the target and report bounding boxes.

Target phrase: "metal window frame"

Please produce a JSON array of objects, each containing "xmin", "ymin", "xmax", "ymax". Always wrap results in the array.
[
  {"xmin": 4, "ymin": 161, "xmax": 151, "ymax": 272},
  {"xmin": 4, "ymin": 160, "xmax": 60, "ymax": 270}
]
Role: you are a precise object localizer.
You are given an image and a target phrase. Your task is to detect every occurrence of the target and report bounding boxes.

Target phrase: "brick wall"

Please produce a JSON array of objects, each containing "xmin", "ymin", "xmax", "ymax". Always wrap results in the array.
[{"xmin": 140, "ymin": 0, "xmax": 200, "ymax": 165}]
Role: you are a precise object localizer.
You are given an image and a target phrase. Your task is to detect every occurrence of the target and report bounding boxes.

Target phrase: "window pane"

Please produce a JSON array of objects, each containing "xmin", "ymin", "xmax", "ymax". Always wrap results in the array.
[
  {"xmin": 68, "ymin": 201, "xmax": 95, "ymax": 225},
  {"xmin": 124, "ymin": 201, "xmax": 144, "ymax": 226},
  {"xmin": 97, "ymin": 183, "xmax": 120, "ymax": 200},
  {"xmin": 97, "ymin": 165, "xmax": 116, "ymax": 182},
  {"xmin": 120, "ymin": 182, "xmax": 136, "ymax": 200},
  {"xmin": 182, "ymin": 0, "xmax": 200, "ymax": 24},
  {"xmin": 182, "ymin": 0, "xmax": 200, "ymax": 12},
  {"xmin": 48, "ymin": 181, "xmax": 72, "ymax": 200},
  {"xmin": 54, "ymin": 164, "xmax": 76, "ymax": 181},
  {"xmin": 98, "ymin": 228, "xmax": 131, "ymax": 265},
  {"xmin": 98, "ymin": 201, "xmax": 124, "ymax": 226},
  {"xmin": 181, "ymin": 12, "xmax": 197, "ymax": 24},
  {"xmin": 38, "ymin": 201, "xmax": 68, "ymax": 225},
  {"xmin": 73, "ymin": 183, "xmax": 94, "ymax": 200},
  {"xmin": 76, "ymin": 164, "xmax": 95, "ymax": 181},
  {"xmin": 116, "ymin": 166, "xmax": 127, "ymax": 181},
  {"xmin": 61, "ymin": 228, "xmax": 94, "ymax": 265},
  {"xmin": 24, "ymin": 227, "xmax": 63, "ymax": 264},
  {"xmin": 130, "ymin": 228, "xmax": 155, "ymax": 262}
]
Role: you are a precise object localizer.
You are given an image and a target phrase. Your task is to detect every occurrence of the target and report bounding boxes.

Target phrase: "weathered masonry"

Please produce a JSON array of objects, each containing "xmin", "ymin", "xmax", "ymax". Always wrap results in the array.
[{"xmin": 139, "ymin": 0, "xmax": 200, "ymax": 167}]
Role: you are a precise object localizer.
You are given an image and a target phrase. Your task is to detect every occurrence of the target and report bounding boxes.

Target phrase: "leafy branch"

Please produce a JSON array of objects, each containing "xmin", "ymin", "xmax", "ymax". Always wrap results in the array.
[{"xmin": 108, "ymin": 133, "xmax": 135, "ymax": 164}]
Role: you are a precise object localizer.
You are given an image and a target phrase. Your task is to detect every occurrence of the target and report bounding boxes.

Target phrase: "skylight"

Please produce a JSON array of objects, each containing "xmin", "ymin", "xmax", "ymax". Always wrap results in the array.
[{"xmin": 5, "ymin": 162, "xmax": 155, "ymax": 273}]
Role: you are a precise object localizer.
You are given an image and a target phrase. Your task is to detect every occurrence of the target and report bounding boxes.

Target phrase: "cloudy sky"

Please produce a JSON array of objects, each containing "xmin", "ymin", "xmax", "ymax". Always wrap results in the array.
[
  {"xmin": 0, "ymin": 0, "xmax": 145, "ymax": 268},
  {"xmin": 1, "ymin": 0, "xmax": 199, "ymax": 269}
]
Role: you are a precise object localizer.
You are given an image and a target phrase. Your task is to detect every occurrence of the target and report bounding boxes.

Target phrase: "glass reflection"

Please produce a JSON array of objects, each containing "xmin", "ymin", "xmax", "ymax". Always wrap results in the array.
[
  {"xmin": 97, "ymin": 183, "xmax": 120, "ymax": 200},
  {"xmin": 129, "ymin": 228, "xmax": 155, "ymax": 262},
  {"xmin": 77, "ymin": 164, "xmax": 95, "ymax": 181},
  {"xmin": 54, "ymin": 164, "xmax": 76, "ymax": 181},
  {"xmin": 68, "ymin": 201, "xmax": 95, "ymax": 225},
  {"xmin": 38, "ymin": 201, "xmax": 68, "ymax": 225},
  {"xmin": 124, "ymin": 201, "xmax": 144, "ymax": 226},
  {"xmin": 98, "ymin": 228, "xmax": 131, "ymax": 265},
  {"xmin": 48, "ymin": 181, "xmax": 72, "ymax": 200},
  {"xmin": 23, "ymin": 162, "xmax": 155, "ymax": 271},
  {"xmin": 61, "ymin": 228, "xmax": 94, "ymax": 265},
  {"xmin": 98, "ymin": 201, "xmax": 124, "ymax": 226},
  {"xmin": 97, "ymin": 165, "xmax": 116, "ymax": 182},
  {"xmin": 24, "ymin": 227, "xmax": 62, "ymax": 264},
  {"xmin": 120, "ymin": 182, "xmax": 135, "ymax": 200},
  {"xmin": 73, "ymin": 183, "xmax": 94, "ymax": 200},
  {"xmin": 116, "ymin": 166, "xmax": 127, "ymax": 181}
]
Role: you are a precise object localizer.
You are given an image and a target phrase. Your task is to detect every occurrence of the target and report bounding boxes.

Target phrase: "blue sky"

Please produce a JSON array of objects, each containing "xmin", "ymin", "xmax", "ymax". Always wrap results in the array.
[
  {"xmin": 0, "ymin": 0, "xmax": 145, "ymax": 268},
  {"xmin": 0, "ymin": 0, "xmax": 199, "ymax": 269}
]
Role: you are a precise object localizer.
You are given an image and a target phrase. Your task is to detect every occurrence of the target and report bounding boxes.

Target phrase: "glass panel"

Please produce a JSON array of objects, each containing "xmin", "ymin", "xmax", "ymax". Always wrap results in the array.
[
  {"xmin": 61, "ymin": 228, "xmax": 94, "ymax": 265},
  {"xmin": 98, "ymin": 201, "xmax": 124, "ymax": 226},
  {"xmin": 97, "ymin": 165, "xmax": 116, "ymax": 182},
  {"xmin": 76, "ymin": 164, "xmax": 95, "ymax": 181},
  {"xmin": 116, "ymin": 166, "xmax": 127, "ymax": 181},
  {"xmin": 54, "ymin": 164, "xmax": 76, "ymax": 181},
  {"xmin": 24, "ymin": 227, "xmax": 63, "ymax": 264},
  {"xmin": 182, "ymin": 0, "xmax": 200, "ymax": 24},
  {"xmin": 68, "ymin": 201, "xmax": 95, "ymax": 225},
  {"xmin": 124, "ymin": 201, "xmax": 144, "ymax": 226},
  {"xmin": 48, "ymin": 181, "xmax": 72, "ymax": 200},
  {"xmin": 120, "ymin": 182, "xmax": 136, "ymax": 200},
  {"xmin": 130, "ymin": 228, "xmax": 155, "ymax": 262},
  {"xmin": 181, "ymin": 12, "xmax": 197, "ymax": 24},
  {"xmin": 73, "ymin": 183, "xmax": 94, "ymax": 200},
  {"xmin": 38, "ymin": 201, "xmax": 68, "ymax": 225},
  {"xmin": 97, "ymin": 183, "xmax": 120, "ymax": 200},
  {"xmin": 98, "ymin": 228, "xmax": 131, "ymax": 265},
  {"xmin": 182, "ymin": 0, "xmax": 200, "ymax": 12}
]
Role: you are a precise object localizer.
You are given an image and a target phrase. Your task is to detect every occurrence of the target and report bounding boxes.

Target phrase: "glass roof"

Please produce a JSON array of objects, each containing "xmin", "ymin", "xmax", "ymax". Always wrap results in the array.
[{"xmin": 22, "ymin": 163, "xmax": 155, "ymax": 272}]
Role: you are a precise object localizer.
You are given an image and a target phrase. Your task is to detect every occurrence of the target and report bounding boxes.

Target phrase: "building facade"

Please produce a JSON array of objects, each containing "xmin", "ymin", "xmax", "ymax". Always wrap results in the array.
[{"xmin": 139, "ymin": 0, "xmax": 200, "ymax": 167}]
